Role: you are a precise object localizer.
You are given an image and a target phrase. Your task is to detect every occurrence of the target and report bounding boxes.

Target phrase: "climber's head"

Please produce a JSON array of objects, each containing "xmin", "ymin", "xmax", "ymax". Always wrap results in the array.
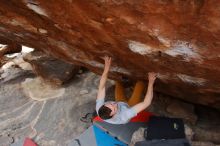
[{"xmin": 98, "ymin": 102, "xmax": 118, "ymax": 120}]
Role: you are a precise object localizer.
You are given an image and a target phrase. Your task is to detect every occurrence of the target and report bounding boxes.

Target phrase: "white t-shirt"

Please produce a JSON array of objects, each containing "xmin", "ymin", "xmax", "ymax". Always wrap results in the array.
[{"xmin": 96, "ymin": 98, "xmax": 137, "ymax": 124}]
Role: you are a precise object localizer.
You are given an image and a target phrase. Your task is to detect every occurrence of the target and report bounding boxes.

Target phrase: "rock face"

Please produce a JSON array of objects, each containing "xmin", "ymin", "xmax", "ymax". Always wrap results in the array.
[
  {"xmin": 0, "ymin": 0, "xmax": 220, "ymax": 109},
  {"xmin": 24, "ymin": 51, "xmax": 80, "ymax": 85},
  {"xmin": 0, "ymin": 44, "xmax": 21, "ymax": 57},
  {"xmin": 0, "ymin": 44, "xmax": 22, "ymax": 66},
  {"xmin": 166, "ymin": 100, "xmax": 197, "ymax": 125}
]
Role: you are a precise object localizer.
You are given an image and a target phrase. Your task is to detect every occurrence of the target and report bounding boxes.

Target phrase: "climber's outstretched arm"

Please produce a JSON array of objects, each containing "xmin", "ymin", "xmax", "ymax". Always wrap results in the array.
[
  {"xmin": 132, "ymin": 72, "xmax": 157, "ymax": 113},
  {"xmin": 97, "ymin": 56, "xmax": 112, "ymax": 100}
]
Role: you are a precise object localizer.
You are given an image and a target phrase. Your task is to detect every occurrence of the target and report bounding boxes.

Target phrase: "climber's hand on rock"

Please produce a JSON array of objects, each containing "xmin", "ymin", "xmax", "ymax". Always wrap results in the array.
[
  {"xmin": 104, "ymin": 56, "xmax": 111, "ymax": 73},
  {"xmin": 148, "ymin": 72, "xmax": 157, "ymax": 83}
]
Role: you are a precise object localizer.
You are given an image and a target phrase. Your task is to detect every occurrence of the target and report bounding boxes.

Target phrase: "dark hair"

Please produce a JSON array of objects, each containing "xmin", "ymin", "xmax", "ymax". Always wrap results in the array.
[{"xmin": 98, "ymin": 105, "xmax": 113, "ymax": 120}]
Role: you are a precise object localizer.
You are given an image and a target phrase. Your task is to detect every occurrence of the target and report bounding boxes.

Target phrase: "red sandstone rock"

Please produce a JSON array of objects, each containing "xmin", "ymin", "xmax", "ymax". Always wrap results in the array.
[
  {"xmin": 0, "ymin": 44, "xmax": 22, "ymax": 56},
  {"xmin": 0, "ymin": 0, "xmax": 220, "ymax": 109},
  {"xmin": 0, "ymin": 43, "xmax": 22, "ymax": 67}
]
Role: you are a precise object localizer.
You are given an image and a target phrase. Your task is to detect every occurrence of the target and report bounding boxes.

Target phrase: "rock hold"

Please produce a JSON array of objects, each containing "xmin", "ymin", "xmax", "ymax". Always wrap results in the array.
[
  {"xmin": 38, "ymin": 28, "xmax": 47, "ymax": 34},
  {"xmin": 79, "ymin": 89, "xmax": 89, "ymax": 95}
]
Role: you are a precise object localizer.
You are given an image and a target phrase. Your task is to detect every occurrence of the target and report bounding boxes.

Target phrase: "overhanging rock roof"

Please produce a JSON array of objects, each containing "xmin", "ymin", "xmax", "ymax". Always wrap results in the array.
[{"xmin": 0, "ymin": 0, "xmax": 220, "ymax": 109}]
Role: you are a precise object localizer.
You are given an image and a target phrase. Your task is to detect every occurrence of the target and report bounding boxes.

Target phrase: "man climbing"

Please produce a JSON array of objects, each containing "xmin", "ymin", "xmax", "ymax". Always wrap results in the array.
[{"xmin": 96, "ymin": 56, "xmax": 157, "ymax": 124}]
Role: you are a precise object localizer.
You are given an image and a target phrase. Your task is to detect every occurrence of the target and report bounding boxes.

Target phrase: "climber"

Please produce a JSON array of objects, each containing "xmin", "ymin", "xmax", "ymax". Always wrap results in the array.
[{"xmin": 96, "ymin": 56, "xmax": 157, "ymax": 124}]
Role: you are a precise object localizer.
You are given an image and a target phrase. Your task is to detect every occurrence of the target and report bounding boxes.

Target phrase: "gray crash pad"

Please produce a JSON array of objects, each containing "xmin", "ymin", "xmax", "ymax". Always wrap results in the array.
[
  {"xmin": 94, "ymin": 121, "xmax": 148, "ymax": 144},
  {"xmin": 68, "ymin": 126, "xmax": 97, "ymax": 146}
]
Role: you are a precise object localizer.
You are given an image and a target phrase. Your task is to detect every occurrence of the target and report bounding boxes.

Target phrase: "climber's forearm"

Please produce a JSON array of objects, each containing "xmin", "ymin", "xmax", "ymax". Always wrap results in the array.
[
  {"xmin": 97, "ymin": 57, "xmax": 111, "ymax": 100},
  {"xmin": 97, "ymin": 71, "xmax": 108, "ymax": 100},
  {"xmin": 132, "ymin": 81, "xmax": 154, "ymax": 113},
  {"xmin": 132, "ymin": 72, "xmax": 157, "ymax": 113}
]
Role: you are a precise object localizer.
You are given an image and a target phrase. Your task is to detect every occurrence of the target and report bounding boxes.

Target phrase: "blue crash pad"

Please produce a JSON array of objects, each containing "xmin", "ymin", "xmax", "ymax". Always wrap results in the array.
[{"xmin": 93, "ymin": 125, "xmax": 127, "ymax": 146}]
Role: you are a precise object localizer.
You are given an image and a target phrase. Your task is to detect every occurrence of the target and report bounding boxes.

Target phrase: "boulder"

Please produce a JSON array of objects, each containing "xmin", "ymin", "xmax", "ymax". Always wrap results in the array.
[
  {"xmin": 185, "ymin": 124, "xmax": 194, "ymax": 141},
  {"xmin": 0, "ymin": 44, "xmax": 22, "ymax": 67},
  {"xmin": 0, "ymin": 1, "xmax": 220, "ymax": 109},
  {"xmin": 194, "ymin": 123, "xmax": 220, "ymax": 144},
  {"xmin": 0, "ymin": 44, "xmax": 22, "ymax": 57},
  {"xmin": 166, "ymin": 100, "xmax": 198, "ymax": 124},
  {"xmin": 24, "ymin": 51, "xmax": 80, "ymax": 85},
  {"xmin": 191, "ymin": 141, "xmax": 217, "ymax": 146}
]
